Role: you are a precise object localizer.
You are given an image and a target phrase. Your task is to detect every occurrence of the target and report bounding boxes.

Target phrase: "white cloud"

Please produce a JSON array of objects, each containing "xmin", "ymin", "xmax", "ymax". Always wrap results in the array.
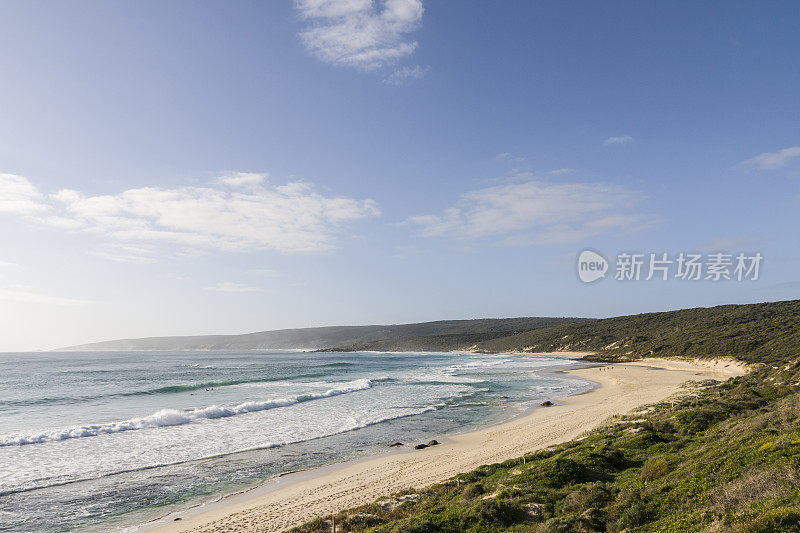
[
  {"xmin": 0, "ymin": 286, "xmax": 92, "ymax": 306},
  {"xmin": 549, "ymin": 168, "xmax": 574, "ymax": 176},
  {"xmin": 383, "ymin": 64, "xmax": 429, "ymax": 85},
  {"xmin": 0, "ymin": 173, "xmax": 380, "ymax": 254},
  {"xmin": 0, "ymin": 173, "xmax": 48, "ymax": 214},
  {"xmin": 36, "ymin": 215, "xmax": 85, "ymax": 229},
  {"xmin": 217, "ymin": 172, "xmax": 268, "ymax": 187},
  {"xmin": 738, "ymin": 146, "xmax": 800, "ymax": 171},
  {"xmin": 296, "ymin": 0, "xmax": 424, "ymax": 70},
  {"xmin": 603, "ymin": 135, "xmax": 633, "ymax": 146},
  {"xmin": 0, "ymin": 261, "xmax": 17, "ymax": 268},
  {"xmin": 205, "ymin": 282, "xmax": 264, "ymax": 293},
  {"xmin": 405, "ymin": 180, "xmax": 645, "ymax": 244},
  {"xmin": 494, "ymin": 152, "xmax": 526, "ymax": 163}
]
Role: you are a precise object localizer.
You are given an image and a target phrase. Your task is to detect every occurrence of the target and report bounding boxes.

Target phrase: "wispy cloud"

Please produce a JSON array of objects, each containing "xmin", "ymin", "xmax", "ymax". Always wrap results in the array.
[
  {"xmin": 205, "ymin": 282, "xmax": 264, "ymax": 293},
  {"xmin": 246, "ymin": 269, "xmax": 281, "ymax": 277},
  {"xmin": 0, "ymin": 286, "xmax": 92, "ymax": 306},
  {"xmin": 603, "ymin": 135, "xmax": 633, "ymax": 146},
  {"xmin": 494, "ymin": 152, "xmax": 525, "ymax": 163},
  {"xmin": 0, "ymin": 260, "xmax": 17, "ymax": 268},
  {"xmin": 0, "ymin": 173, "xmax": 380, "ymax": 255},
  {"xmin": 91, "ymin": 244, "xmax": 157, "ymax": 264},
  {"xmin": 738, "ymin": 146, "xmax": 800, "ymax": 171},
  {"xmin": 216, "ymin": 172, "xmax": 268, "ymax": 188},
  {"xmin": 296, "ymin": 0, "xmax": 424, "ymax": 70},
  {"xmin": 405, "ymin": 180, "xmax": 646, "ymax": 245},
  {"xmin": 549, "ymin": 168, "xmax": 573, "ymax": 176},
  {"xmin": 383, "ymin": 64, "xmax": 429, "ymax": 85}
]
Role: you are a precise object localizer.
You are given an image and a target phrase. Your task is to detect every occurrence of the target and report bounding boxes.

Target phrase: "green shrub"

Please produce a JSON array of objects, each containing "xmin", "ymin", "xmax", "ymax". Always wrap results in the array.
[
  {"xmin": 612, "ymin": 493, "xmax": 650, "ymax": 531},
  {"xmin": 614, "ymin": 429, "xmax": 666, "ymax": 450},
  {"xmin": 524, "ymin": 458, "xmax": 588, "ymax": 488},
  {"xmin": 538, "ymin": 515, "xmax": 586, "ymax": 533},
  {"xmin": 560, "ymin": 482, "xmax": 614, "ymax": 514},
  {"xmin": 640, "ymin": 458, "xmax": 670, "ymax": 481},
  {"xmin": 461, "ymin": 483, "xmax": 486, "ymax": 499},
  {"xmin": 674, "ymin": 408, "xmax": 728, "ymax": 434},
  {"xmin": 398, "ymin": 518, "xmax": 439, "ymax": 533},
  {"xmin": 470, "ymin": 499, "xmax": 527, "ymax": 527},
  {"xmin": 742, "ymin": 506, "xmax": 800, "ymax": 532}
]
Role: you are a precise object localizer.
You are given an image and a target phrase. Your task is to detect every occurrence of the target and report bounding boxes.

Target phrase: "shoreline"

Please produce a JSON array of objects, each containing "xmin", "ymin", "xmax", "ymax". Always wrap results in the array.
[
  {"xmin": 145, "ymin": 354, "xmax": 747, "ymax": 533},
  {"xmin": 134, "ymin": 354, "xmax": 597, "ymax": 531}
]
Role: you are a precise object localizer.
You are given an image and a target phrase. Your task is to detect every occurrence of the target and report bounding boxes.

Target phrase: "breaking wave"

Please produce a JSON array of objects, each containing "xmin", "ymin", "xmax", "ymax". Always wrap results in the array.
[{"xmin": 1, "ymin": 379, "xmax": 373, "ymax": 447}]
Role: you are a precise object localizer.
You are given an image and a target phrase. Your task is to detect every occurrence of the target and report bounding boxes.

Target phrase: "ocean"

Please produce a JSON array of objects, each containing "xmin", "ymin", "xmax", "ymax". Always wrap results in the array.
[{"xmin": 0, "ymin": 350, "xmax": 594, "ymax": 532}]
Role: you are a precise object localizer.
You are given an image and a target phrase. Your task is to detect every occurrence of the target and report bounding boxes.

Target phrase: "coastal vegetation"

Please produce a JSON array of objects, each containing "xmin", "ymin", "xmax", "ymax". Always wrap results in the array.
[
  {"xmin": 476, "ymin": 300, "xmax": 800, "ymax": 365},
  {"xmin": 291, "ymin": 300, "xmax": 800, "ymax": 532},
  {"xmin": 328, "ymin": 301, "xmax": 800, "ymax": 363}
]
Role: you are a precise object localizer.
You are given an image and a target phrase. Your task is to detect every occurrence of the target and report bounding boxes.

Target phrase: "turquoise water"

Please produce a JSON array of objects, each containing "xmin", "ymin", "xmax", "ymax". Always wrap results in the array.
[{"xmin": 0, "ymin": 350, "xmax": 593, "ymax": 531}]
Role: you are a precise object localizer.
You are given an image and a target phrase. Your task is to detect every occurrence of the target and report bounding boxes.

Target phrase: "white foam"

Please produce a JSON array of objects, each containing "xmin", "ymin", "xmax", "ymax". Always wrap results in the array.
[
  {"xmin": 0, "ymin": 379, "xmax": 373, "ymax": 447},
  {"xmin": 446, "ymin": 358, "xmax": 513, "ymax": 371},
  {"xmin": 399, "ymin": 370, "xmax": 486, "ymax": 384},
  {"xmin": 1, "ymin": 382, "xmax": 476, "ymax": 495}
]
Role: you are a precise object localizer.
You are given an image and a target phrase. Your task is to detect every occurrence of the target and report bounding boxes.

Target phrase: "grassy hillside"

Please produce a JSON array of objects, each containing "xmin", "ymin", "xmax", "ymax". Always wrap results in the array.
[
  {"xmin": 62, "ymin": 317, "xmax": 586, "ymax": 351},
  {"xmin": 476, "ymin": 300, "xmax": 800, "ymax": 365},
  {"xmin": 289, "ymin": 300, "xmax": 800, "ymax": 532}
]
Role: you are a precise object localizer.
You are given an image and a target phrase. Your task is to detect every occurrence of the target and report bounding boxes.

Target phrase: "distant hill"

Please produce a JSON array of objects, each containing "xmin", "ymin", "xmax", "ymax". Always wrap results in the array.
[
  {"xmin": 321, "ymin": 300, "xmax": 800, "ymax": 364},
  {"xmin": 61, "ymin": 317, "xmax": 587, "ymax": 351},
  {"xmin": 474, "ymin": 299, "xmax": 800, "ymax": 364},
  {"xmin": 64, "ymin": 301, "xmax": 800, "ymax": 359}
]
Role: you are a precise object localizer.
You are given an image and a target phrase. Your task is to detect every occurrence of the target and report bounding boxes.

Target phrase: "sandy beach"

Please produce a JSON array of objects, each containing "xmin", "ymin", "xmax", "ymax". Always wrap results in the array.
[{"xmin": 147, "ymin": 355, "xmax": 747, "ymax": 533}]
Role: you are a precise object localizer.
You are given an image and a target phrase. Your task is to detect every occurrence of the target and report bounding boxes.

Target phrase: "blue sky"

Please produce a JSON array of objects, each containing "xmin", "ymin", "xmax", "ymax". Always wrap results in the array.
[{"xmin": 1, "ymin": 1, "xmax": 799, "ymax": 350}]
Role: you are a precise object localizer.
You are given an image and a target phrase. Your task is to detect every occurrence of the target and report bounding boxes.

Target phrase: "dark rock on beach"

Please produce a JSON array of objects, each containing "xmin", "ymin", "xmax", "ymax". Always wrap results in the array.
[
  {"xmin": 414, "ymin": 444, "xmax": 429, "ymax": 450},
  {"xmin": 388, "ymin": 442, "xmax": 404, "ymax": 447},
  {"xmin": 428, "ymin": 440, "xmax": 439, "ymax": 446},
  {"xmin": 541, "ymin": 400, "xmax": 554, "ymax": 407}
]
